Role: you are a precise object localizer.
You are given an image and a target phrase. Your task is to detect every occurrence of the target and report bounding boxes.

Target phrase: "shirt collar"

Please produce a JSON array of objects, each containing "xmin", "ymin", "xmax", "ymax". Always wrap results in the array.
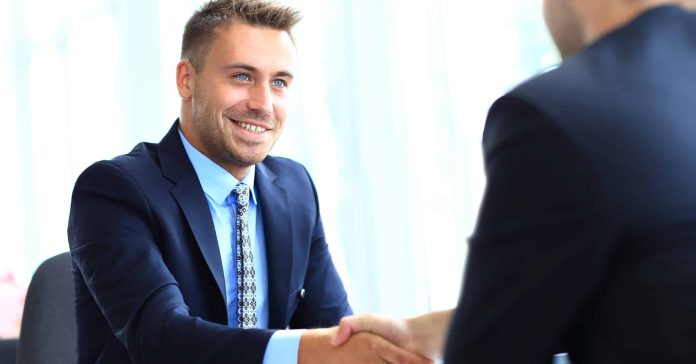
[{"xmin": 178, "ymin": 128, "xmax": 257, "ymax": 206}]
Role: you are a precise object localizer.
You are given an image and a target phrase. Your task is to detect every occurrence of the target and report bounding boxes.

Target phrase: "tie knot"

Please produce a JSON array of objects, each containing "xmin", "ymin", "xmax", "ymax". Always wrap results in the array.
[{"xmin": 233, "ymin": 183, "xmax": 250, "ymax": 208}]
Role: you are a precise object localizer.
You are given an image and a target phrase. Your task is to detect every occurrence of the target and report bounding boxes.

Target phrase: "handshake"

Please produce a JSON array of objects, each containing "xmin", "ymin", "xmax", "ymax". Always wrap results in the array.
[{"xmin": 298, "ymin": 310, "xmax": 452, "ymax": 364}]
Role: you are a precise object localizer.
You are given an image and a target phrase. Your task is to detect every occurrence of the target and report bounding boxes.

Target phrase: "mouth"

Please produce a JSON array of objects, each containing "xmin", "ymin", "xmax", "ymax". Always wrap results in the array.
[{"xmin": 228, "ymin": 117, "xmax": 270, "ymax": 134}]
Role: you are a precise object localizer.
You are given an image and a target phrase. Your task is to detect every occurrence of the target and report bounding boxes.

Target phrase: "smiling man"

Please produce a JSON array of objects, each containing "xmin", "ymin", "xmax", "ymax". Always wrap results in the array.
[{"xmin": 66, "ymin": 1, "xmax": 430, "ymax": 363}]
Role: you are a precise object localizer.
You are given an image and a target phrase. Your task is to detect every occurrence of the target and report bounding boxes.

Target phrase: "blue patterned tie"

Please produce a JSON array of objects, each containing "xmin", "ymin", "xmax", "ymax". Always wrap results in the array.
[{"xmin": 232, "ymin": 183, "xmax": 257, "ymax": 328}]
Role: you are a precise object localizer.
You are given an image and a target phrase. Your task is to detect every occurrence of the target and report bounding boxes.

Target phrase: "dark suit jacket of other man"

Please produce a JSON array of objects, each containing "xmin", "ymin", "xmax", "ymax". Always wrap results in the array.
[
  {"xmin": 68, "ymin": 121, "xmax": 352, "ymax": 363},
  {"xmin": 445, "ymin": 6, "xmax": 696, "ymax": 364}
]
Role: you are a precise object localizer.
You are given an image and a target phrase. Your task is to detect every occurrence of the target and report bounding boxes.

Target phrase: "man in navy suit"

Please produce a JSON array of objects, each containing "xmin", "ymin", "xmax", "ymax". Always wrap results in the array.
[
  {"xmin": 332, "ymin": 0, "xmax": 696, "ymax": 363},
  {"xmin": 67, "ymin": 1, "xmax": 431, "ymax": 363}
]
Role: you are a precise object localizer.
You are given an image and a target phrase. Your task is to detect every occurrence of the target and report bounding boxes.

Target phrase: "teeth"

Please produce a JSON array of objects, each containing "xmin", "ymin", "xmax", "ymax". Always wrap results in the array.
[{"xmin": 238, "ymin": 122, "xmax": 266, "ymax": 133}]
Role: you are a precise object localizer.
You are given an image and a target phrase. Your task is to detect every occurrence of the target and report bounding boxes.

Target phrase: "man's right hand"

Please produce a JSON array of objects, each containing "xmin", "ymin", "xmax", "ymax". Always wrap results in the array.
[
  {"xmin": 332, "ymin": 314, "xmax": 415, "ymax": 353},
  {"xmin": 330, "ymin": 310, "xmax": 454, "ymax": 361},
  {"xmin": 299, "ymin": 326, "xmax": 433, "ymax": 364}
]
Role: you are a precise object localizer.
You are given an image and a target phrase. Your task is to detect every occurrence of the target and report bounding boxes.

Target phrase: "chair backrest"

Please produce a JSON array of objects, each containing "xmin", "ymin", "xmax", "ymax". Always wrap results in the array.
[
  {"xmin": 16, "ymin": 252, "xmax": 76, "ymax": 364},
  {"xmin": 0, "ymin": 339, "xmax": 17, "ymax": 364}
]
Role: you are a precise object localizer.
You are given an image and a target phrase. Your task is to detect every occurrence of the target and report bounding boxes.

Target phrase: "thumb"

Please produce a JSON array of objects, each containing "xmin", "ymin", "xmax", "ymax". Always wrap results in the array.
[{"xmin": 331, "ymin": 317, "xmax": 357, "ymax": 347}]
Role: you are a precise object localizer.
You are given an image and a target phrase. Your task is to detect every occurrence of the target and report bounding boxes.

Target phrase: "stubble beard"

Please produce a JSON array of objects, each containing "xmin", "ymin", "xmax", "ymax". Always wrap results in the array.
[{"xmin": 191, "ymin": 102, "xmax": 280, "ymax": 170}]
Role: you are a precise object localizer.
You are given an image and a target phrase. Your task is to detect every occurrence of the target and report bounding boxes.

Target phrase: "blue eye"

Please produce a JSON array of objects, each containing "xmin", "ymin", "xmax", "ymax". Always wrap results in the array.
[
  {"xmin": 272, "ymin": 79, "xmax": 287, "ymax": 88},
  {"xmin": 234, "ymin": 74, "xmax": 250, "ymax": 81}
]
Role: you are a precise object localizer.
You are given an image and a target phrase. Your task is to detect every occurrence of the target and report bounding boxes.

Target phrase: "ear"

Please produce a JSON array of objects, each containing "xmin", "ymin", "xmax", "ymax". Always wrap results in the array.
[{"xmin": 176, "ymin": 60, "xmax": 195, "ymax": 101}]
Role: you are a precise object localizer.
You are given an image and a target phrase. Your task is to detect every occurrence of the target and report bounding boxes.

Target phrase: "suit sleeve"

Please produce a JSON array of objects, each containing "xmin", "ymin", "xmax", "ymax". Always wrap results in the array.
[
  {"xmin": 443, "ymin": 95, "xmax": 618, "ymax": 363},
  {"xmin": 289, "ymin": 167, "xmax": 352, "ymax": 328},
  {"xmin": 68, "ymin": 161, "xmax": 273, "ymax": 363}
]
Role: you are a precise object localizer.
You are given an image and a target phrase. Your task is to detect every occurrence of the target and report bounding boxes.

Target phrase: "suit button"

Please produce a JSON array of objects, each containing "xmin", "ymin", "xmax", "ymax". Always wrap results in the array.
[{"xmin": 299, "ymin": 288, "xmax": 306, "ymax": 299}]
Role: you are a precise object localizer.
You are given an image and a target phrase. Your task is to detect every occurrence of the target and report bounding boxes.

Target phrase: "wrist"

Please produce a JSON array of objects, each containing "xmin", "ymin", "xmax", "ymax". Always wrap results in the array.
[
  {"xmin": 298, "ymin": 328, "xmax": 334, "ymax": 363},
  {"xmin": 406, "ymin": 311, "xmax": 451, "ymax": 360},
  {"xmin": 405, "ymin": 316, "xmax": 430, "ymax": 356}
]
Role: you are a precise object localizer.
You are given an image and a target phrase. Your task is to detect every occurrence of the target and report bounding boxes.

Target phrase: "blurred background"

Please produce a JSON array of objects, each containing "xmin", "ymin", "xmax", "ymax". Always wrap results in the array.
[{"xmin": 0, "ymin": 0, "xmax": 557, "ymax": 338}]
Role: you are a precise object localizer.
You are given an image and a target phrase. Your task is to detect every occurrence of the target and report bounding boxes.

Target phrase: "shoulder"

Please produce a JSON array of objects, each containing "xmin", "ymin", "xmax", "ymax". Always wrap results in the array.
[
  {"xmin": 481, "ymin": 59, "xmax": 604, "ymax": 175},
  {"xmin": 505, "ymin": 58, "xmax": 591, "ymax": 113},
  {"xmin": 73, "ymin": 142, "xmax": 161, "ymax": 193},
  {"xmin": 484, "ymin": 47, "xmax": 611, "ymax": 149}
]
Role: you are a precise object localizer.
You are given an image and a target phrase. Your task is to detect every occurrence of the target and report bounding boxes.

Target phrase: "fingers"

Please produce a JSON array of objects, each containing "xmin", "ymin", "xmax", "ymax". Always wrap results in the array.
[
  {"xmin": 367, "ymin": 334, "xmax": 434, "ymax": 364},
  {"xmin": 331, "ymin": 318, "xmax": 354, "ymax": 346},
  {"xmin": 332, "ymin": 314, "xmax": 382, "ymax": 347}
]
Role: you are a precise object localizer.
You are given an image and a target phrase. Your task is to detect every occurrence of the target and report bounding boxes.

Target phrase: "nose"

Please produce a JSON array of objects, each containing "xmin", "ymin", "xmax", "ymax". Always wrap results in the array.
[{"xmin": 247, "ymin": 82, "xmax": 273, "ymax": 118}]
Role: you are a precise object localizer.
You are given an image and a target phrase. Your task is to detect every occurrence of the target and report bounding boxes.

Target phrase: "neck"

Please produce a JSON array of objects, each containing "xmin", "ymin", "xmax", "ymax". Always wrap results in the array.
[{"xmin": 581, "ymin": 0, "xmax": 688, "ymax": 45}]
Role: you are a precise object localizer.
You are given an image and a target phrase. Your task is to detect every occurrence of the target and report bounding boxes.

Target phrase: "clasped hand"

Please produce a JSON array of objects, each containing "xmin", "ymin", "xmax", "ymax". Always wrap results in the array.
[
  {"xmin": 298, "ymin": 324, "xmax": 433, "ymax": 364},
  {"xmin": 329, "ymin": 310, "xmax": 454, "ymax": 362}
]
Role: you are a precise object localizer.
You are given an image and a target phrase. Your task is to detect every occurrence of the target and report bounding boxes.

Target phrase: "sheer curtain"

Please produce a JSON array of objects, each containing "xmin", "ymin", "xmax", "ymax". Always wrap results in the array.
[
  {"xmin": 283, "ymin": 0, "xmax": 556, "ymax": 315},
  {"xmin": 0, "ymin": 0, "xmax": 556, "ymax": 336}
]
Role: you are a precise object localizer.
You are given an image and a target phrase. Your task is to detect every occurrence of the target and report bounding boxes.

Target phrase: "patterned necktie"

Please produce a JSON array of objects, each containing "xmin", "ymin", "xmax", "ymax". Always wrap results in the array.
[{"xmin": 232, "ymin": 183, "xmax": 257, "ymax": 328}]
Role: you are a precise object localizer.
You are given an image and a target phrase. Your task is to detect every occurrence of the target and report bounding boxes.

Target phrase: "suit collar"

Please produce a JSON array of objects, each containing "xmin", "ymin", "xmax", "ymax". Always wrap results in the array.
[{"xmin": 158, "ymin": 121, "xmax": 227, "ymax": 303}]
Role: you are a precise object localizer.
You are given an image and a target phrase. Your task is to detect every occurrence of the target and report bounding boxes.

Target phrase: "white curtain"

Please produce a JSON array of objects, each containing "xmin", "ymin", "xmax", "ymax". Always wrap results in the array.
[
  {"xmin": 283, "ymin": 0, "xmax": 557, "ymax": 316},
  {"xmin": 0, "ymin": 0, "xmax": 556, "ymax": 335}
]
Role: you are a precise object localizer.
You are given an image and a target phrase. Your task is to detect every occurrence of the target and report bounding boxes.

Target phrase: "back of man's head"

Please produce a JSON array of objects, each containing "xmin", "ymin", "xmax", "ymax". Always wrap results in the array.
[{"xmin": 181, "ymin": 0, "xmax": 301, "ymax": 71}]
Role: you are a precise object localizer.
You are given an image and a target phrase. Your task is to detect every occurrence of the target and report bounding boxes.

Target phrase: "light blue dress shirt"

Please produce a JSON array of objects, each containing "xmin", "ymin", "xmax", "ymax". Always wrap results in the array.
[{"xmin": 179, "ymin": 130, "xmax": 301, "ymax": 364}]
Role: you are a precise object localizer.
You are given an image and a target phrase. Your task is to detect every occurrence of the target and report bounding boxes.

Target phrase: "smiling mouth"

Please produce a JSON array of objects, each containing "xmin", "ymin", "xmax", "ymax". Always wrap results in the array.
[{"xmin": 230, "ymin": 118, "xmax": 268, "ymax": 133}]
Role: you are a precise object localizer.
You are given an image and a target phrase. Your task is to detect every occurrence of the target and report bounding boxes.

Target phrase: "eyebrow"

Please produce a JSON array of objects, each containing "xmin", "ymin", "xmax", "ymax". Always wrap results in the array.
[{"xmin": 223, "ymin": 63, "xmax": 294, "ymax": 79}]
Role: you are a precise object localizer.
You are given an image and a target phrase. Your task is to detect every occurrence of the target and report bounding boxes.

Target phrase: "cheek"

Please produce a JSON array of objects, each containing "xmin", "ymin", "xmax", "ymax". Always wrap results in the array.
[
  {"xmin": 543, "ymin": 0, "xmax": 563, "ymax": 39},
  {"xmin": 207, "ymin": 83, "xmax": 247, "ymax": 110},
  {"xmin": 225, "ymin": 89, "xmax": 250, "ymax": 106},
  {"xmin": 542, "ymin": 0, "xmax": 552, "ymax": 25},
  {"xmin": 273, "ymin": 97, "xmax": 289, "ymax": 121},
  {"xmin": 542, "ymin": 0, "xmax": 584, "ymax": 58}
]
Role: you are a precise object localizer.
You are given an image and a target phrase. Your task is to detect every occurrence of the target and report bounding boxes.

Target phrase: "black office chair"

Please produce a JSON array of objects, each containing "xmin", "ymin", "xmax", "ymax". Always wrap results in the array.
[
  {"xmin": 0, "ymin": 339, "xmax": 17, "ymax": 364},
  {"xmin": 16, "ymin": 252, "xmax": 77, "ymax": 364}
]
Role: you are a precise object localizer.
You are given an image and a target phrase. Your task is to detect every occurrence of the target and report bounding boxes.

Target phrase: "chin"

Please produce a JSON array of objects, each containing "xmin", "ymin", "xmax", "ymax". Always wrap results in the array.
[{"xmin": 229, "ymin": 152, "xmax": 267, "ymax": 166}]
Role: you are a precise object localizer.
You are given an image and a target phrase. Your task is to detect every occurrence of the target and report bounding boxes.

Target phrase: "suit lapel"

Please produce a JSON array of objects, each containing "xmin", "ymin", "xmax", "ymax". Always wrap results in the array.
[
  {"xmin": 256, "ymin": 162, "xmax": 293, "ymax": 328},
  {"xmin": 158, "ymin": 121, "xmax": 226, "ymax": 303}
]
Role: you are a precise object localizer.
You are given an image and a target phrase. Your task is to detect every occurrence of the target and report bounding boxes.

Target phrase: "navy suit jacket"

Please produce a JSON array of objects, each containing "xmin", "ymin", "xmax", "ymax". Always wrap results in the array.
[
  {"xmin": 444, "ymin": 6, "xmax": 696, "ymax": 363},
  {"xmin": 68, "ymin": 121, "xmax": 351, "ymax": 363}
]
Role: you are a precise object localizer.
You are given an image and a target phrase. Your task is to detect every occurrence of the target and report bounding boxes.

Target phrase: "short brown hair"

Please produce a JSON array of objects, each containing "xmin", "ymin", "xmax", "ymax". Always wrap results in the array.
[{"xmin": 181, "ymin": 0, "xmax": 301, "ymax": 70}]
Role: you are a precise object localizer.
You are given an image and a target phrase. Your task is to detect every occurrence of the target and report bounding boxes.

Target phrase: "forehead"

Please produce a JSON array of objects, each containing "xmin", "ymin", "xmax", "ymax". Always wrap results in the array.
[{"xmin": 204, "ymin": 22, "xmax": 297, "ymax": 72}]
